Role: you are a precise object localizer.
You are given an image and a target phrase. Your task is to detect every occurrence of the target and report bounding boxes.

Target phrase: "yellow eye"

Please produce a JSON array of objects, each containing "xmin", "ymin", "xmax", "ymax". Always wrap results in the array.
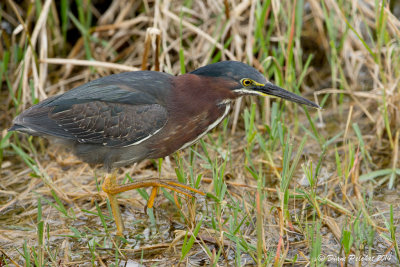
[{"xmin": 241, "ymin": 79, "xmax": 253, "ymax": 86}]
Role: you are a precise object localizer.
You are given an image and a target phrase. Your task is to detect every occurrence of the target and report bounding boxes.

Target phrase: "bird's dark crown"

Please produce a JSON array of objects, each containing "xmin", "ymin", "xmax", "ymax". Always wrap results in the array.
[{"xmin": 190, "ymin": 61, "xmax": 267, "ymax": 89}]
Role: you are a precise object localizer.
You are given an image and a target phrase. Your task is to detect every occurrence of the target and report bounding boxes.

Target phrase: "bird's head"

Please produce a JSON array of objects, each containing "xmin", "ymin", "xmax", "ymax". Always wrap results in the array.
[{"xmin": 191, "ymin": 61, "xmax": 320, "ymax": 108}]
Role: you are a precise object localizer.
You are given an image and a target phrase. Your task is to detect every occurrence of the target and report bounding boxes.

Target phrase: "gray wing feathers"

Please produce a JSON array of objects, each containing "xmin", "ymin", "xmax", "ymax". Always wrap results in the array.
[
  {"xmin": 50, "ymin": 102, "xmax": 167, "ymax": 147},
  {"xmin": 11, "ymin": 71, "xmax": 172, "ymax": 147}
]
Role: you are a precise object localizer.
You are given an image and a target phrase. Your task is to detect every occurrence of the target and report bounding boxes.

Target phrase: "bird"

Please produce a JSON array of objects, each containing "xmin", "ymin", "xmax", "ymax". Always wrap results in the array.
[{"xmin": 9, "ymin": 61, "xmax": 320, "ymax": 235}]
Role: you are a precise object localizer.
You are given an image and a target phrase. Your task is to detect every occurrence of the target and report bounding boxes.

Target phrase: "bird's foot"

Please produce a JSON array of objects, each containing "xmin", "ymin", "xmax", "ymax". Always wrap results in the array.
[
  {"xmin": 102, "ymin": 177, "xmax": 204, "ymax": 197},
  {"xmin": 102, "ymin": 175, "xmax": 205, "ymax": 235}
]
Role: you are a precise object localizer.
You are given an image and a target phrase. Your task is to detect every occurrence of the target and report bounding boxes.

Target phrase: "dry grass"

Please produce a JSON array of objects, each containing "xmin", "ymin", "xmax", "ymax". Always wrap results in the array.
[{"xmin": 1, "ymin": 0, "xmax": 399, "ymax": 266}]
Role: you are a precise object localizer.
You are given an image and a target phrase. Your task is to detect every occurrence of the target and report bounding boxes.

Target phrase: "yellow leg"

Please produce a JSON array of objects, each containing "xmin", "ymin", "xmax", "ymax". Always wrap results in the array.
[
  {"xmin": 173, "ymin": 192, "xmax": 181, "ymax": 210},
  {"xmin": 102, "ymin": 176, "xmax": 205, "ymax": 235},
  {"xmin": 102, "ymin": 178, "xmax": 205, "ymax": 197},
  {"xmin": 147, "ymin": 187, "xmax": 159, "ymax": 209},
  {"xmin": 102, "ymin": 173, "xmax": 125, "ymax": 236}
]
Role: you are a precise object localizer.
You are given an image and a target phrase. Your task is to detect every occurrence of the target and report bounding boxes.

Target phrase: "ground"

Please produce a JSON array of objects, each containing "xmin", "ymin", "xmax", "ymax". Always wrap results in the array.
[{"xmin": 1, "ymin": 0, "xmax": 399, "ymax": 266}]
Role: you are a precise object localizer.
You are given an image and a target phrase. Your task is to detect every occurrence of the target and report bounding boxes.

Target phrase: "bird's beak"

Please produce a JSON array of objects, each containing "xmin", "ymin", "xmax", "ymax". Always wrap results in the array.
[{"xmin": 255, "ymin": 82, "xmax": 321, "ymax": 109}]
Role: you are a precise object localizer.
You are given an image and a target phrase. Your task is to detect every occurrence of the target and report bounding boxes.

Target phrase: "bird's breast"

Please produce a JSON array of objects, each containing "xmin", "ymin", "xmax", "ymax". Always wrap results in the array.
[
  {"xmin": 147, "ymin": 100, "xmax": 231, "ymax": 158},
  {"xmin": 177, "ymin": 102, "xmax": 231, "ymax": 150}
]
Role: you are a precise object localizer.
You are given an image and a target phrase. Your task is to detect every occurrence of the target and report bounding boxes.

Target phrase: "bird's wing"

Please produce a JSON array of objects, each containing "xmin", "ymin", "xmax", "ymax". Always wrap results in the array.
[
  {"xmin": 49, "ymin": 101, "xmax": 167, "ymax": 147},
  {"xmin": 11, "ymin": 71, "xmax": 172, "ymax": 147}
]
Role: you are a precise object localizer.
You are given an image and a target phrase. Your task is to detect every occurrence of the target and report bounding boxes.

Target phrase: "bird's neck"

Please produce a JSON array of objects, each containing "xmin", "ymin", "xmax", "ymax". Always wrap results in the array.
[{"xmin": 173, "ymin": 74, "xmax": 236, "ymax": 104}]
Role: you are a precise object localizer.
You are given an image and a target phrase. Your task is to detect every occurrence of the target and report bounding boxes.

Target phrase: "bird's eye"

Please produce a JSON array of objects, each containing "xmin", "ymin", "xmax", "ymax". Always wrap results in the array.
[{"xmin": 241, "ymin": 79, "xmax": 253, "ymax": 87}]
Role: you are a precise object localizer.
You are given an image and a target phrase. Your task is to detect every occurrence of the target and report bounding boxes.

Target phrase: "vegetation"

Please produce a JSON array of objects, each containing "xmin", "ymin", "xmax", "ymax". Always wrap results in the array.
[{"xmin": 1, "ymin": 0, "xmax": 399, "ymax": 266}]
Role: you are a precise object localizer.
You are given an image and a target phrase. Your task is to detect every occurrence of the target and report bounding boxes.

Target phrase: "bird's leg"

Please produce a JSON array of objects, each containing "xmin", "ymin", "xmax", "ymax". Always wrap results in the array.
[
  {"xmin": 102, "ymin": 171, "xmax": 125, "ymax": 236},
  {"xmin": 102, "ymin": 177, "xmax": 205, "ymax": 209},
  {"xmin": 147, "ymin": 187, "xmax": 159, "ymax": 209}
]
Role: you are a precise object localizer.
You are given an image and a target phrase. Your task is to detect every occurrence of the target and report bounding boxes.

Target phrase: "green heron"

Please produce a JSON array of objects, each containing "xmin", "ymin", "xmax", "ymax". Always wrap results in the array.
[{"xmin": 9, "ymin": 61, "xmax": 319, "ymax": 235}]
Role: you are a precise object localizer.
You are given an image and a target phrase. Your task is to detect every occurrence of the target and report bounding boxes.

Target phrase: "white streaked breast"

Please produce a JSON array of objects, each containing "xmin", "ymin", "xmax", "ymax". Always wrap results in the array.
[{"xmin": 178, "ymin": 103, "xmax": 231, "ymax": 150}]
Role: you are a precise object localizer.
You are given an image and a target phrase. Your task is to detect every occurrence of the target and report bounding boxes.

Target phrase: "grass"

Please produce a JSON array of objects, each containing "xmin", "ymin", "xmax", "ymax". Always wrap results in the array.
[{"xmin": 1, "ymin": 0, "xmax": 400, "ymax": 266}]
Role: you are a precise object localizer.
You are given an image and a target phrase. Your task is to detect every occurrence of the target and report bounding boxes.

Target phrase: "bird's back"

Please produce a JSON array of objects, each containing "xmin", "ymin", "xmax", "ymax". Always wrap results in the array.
[{"xmin": 9, "ymin": 71, "xmax": 174, "ymax": 169}]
